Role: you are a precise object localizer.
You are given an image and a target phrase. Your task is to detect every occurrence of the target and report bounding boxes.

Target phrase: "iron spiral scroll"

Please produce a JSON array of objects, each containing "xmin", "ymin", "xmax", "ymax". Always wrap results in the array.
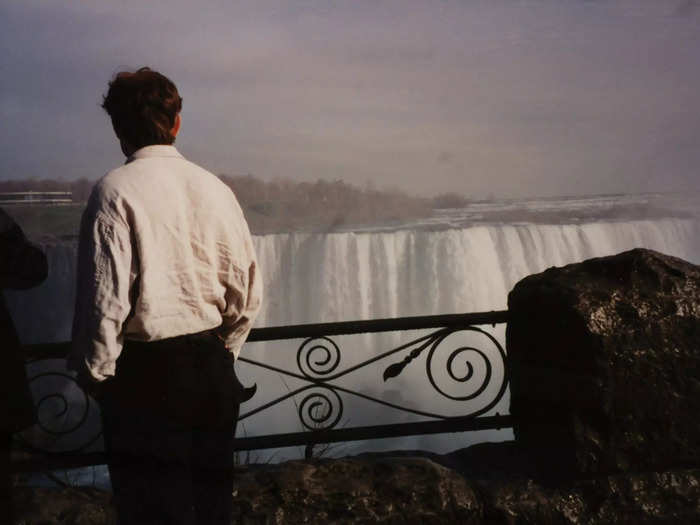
[
  {"xmin": 297, "ymin": 336, "xmax": 341, "ymax": 379},
  {"xmin": 16, "ymin": 369, "xmax": 103, "ymax": 455},
  {"xmin": 238, "ymin": 323, "xmax": 508, "ymax": 433},
  {"xmin": 298, "ymin": 386, "xmax": 344, "ymax": 431},
  {"xmin": 296, "ymin": 337, "xmax": 344, "ymax": 431},
  {"xmin": 382, "ymin": 326, "xmax": 509, "ymax": 419}
]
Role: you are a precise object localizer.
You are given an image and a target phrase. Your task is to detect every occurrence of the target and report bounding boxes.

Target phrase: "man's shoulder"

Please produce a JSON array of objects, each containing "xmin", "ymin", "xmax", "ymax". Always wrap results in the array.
[
  {"xmin": 103, "ymin": 152, "xmax": 229, "ymax": 193},
  {"xmin": 83, "ymin": 159, "xmax": 152, "ymax": 226},
  {"xmin": 89, "ymin": 150, "xmax": 245, "ymax": 220},
  {"xmin": 85, "ymin": 167, "xmax": 131, "ymax": 213},
  {"xmin": 172, "ymin": 157, "xmax": 246, "ymax": 209},
  {"xmin": 179, "ymin": 158, "xmax": 232, "ymax": 190},
  {"xmin": 88, "ymin": 170, "xmax": 122, "ymax": 205}
]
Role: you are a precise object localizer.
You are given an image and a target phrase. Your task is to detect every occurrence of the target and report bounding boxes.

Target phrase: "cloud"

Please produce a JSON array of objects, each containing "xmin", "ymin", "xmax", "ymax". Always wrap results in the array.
[
  {"xmin": 1, "ymin": 1, "xmax": 699, "ymax": 197},
  {"xmin": 675, "ymin": 0, "xmax": 700, "ymax": 18}
]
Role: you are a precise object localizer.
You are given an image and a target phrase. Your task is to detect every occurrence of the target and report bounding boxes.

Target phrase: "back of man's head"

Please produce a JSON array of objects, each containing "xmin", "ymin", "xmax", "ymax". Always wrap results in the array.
[{"xmin": 102, "ymin": 67, "xmax": 182, "ymax": 151}]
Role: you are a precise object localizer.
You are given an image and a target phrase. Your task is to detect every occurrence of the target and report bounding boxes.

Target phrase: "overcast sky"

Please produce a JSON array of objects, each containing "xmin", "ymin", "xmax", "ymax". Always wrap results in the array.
[{"xmin": 1, "ymin": 0, "xmax": 699, "ymax": 198}]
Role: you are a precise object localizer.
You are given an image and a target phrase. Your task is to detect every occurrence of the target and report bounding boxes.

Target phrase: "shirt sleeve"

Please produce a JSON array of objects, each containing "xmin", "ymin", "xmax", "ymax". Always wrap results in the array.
[
  {"xmin": 68, "ymin": 206, "xmax": 133, "ymax": 382},
  {"xmin": 218, "ymin": 230, "xmax": 263, "ymax": 359}
]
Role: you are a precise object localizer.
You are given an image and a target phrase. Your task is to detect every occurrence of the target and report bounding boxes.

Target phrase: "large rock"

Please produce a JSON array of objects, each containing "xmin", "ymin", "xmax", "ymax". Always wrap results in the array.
[
  {"xmin": 12, "ymin": 453, "xmax": 700, "ymax": 524},
  {"xmin": 12, "ymin": 486, "xmax": 115, "ymax": 524},
  {"xmin": 507, "ymin": 248, "xmax": 700, "ymax": 475},
  {"xmin": 13, "ymin": 457, "xmax": 482, "ymax": 525},
  {"xmin": 230, "ymin": 457, "xmax": 481, "ymax": 524}
]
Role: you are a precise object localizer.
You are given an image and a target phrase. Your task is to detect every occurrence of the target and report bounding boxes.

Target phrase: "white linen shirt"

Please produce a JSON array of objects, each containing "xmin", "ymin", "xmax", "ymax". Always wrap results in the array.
[{"xmin": 69, "ymin": 145, "xmax": 262, "ymax": 382}]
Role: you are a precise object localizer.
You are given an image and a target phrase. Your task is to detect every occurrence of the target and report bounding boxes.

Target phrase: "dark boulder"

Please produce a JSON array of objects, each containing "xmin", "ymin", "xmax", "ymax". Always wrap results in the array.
[
  {"xmin": 507, "ymin": 248, "xmax": 700, "ymax": 475},
  {"xmin": 13, "ymin": 458, "xmax": 700, "ymax": 524},
  {"xmin": 230, "ymin": 457, "xmax": 482, "ymax": 524},
  {"xmin": 13, "ymin": 457, "xmax": 484, "ymax": 525},
  {"xmin": 12, "ymin": 486, "xmax": 115, "ymax": 524}
]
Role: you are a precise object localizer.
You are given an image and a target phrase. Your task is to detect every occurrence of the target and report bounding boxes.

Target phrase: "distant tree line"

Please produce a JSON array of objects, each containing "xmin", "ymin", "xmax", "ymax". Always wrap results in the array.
[
  {"xmin": 219, "ymin": 174, "xmax": 434, "ymax": 233},
  {"xmin": 431, "ymin": 192, "xmax": 472, "ymax": 209},
  {"xmin": 1, "ymin": 176, "xmax": 474, "ymax": 235}
]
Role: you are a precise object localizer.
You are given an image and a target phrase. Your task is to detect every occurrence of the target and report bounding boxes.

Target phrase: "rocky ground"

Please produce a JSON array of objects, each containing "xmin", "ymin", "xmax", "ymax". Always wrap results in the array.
[{"xmin": 12, "ymin": 445, "xmax": 700, "ymax": 524}]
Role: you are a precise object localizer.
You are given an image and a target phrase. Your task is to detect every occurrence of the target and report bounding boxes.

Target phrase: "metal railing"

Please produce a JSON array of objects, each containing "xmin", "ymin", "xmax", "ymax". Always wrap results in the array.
[
  {"xmin": 0, "ymin": 191, "xmax": 73, "ymax": 205},
  {"xmin": 13, "ymin": 310, "xmax": 511, "ymax": 473}
]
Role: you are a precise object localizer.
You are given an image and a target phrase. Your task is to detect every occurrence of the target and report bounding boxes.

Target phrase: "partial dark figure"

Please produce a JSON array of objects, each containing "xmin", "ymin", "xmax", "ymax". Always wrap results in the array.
[
  {"xmin": 0, "ymin": 208, "xmax": 48, "ymax": 524},
  {"xmin": 68, "ymin": 68, "xmax": 262, "ymax": 524}
]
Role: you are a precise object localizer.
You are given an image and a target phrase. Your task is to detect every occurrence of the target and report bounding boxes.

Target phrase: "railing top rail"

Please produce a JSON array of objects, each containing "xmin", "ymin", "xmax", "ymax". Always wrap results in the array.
[
  {"xmin": 23, "ymin": 310, "xmax": 509, "ymax": 359},
  {"xmin": 0, "ymin": 191, "xmax": 73, "ymax": 195},
  {"xmin": 247, "ymin": 310, "xmax": 509, "ymax": 342}
]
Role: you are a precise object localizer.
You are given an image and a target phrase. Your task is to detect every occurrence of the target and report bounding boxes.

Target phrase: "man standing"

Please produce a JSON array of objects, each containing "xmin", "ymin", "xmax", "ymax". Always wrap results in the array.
[{"xmin": 69, "ymin": 67, "xmax": 262, "ymax": 524}]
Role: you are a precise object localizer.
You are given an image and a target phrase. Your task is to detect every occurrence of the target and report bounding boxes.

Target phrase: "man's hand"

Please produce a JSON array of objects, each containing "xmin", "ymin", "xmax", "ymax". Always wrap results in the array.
[{"xmin": 74, "ymin": 361, "xmax": 107, "ymax": 401}]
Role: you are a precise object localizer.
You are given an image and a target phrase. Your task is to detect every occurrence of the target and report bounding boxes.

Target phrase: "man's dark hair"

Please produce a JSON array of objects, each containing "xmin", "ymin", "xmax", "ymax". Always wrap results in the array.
[{"xmin": 102, "ymin": 67, "xmax": 183, "ymax": 150}]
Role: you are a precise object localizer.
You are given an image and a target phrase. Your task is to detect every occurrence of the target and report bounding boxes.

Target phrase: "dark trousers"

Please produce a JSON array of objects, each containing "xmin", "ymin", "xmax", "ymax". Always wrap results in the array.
[{"xmin": 100, "ymin": 331, "xmax": 241, "ymax": 525}]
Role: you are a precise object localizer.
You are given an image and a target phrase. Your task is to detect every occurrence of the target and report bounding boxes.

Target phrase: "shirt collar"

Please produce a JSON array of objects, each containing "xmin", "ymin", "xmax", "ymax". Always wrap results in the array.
[{"xmin": 126, "ymin": 145, "xmax": 184, "ymax": 163}]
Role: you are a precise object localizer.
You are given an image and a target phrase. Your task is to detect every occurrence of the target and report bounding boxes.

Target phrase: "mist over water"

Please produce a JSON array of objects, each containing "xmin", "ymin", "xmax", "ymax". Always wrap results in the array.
[{"xmin": 6, "ymin": 196, "xmax": 700, "ymax": 460}]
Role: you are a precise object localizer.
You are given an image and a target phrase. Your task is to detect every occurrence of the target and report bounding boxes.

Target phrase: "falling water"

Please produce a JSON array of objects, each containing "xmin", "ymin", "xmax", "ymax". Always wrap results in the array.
[{"xmin": 6, "ymin": 215, "xmax": 700, "ymax": 458}]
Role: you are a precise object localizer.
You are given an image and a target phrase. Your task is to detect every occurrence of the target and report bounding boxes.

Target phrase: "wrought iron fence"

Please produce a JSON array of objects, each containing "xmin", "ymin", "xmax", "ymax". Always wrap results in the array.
[{"xmin": 13, "ymin": 310, "xmax": 511, "ymax": 473}]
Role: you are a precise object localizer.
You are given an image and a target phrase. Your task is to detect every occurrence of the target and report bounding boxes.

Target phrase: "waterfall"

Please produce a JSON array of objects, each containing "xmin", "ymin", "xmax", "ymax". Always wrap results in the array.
[
  {"xmin": 7, "ymin": 218, "xmax": 699, "ymax": 344},
  {"xmin": 7, "ymin": 217, "xmax": 699, "ymax": 457}
]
